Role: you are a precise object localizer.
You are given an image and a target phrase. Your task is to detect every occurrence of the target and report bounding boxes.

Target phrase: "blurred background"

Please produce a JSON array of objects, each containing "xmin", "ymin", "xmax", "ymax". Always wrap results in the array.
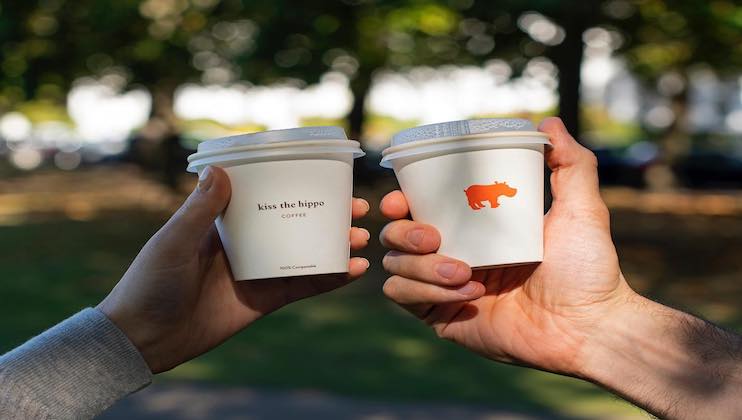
[{"xmin": 1, "ymin": 0, "xmax": 741, "ymax": 418}]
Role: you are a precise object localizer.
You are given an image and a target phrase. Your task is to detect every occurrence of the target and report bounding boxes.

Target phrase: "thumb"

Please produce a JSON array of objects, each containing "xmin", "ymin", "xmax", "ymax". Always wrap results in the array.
[
  {"xmin": 539, "ymin": 117, "xmax": 604, "ymax": 209},
  {"xmin": 160, "ymin": 166, "xmax": 232, "ymax": 246}
]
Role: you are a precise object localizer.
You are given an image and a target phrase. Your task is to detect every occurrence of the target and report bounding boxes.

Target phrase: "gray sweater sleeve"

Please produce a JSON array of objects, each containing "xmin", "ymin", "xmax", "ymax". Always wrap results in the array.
[{"xmin": 0, "ymin": 308, "xmax": 153, "ymax": 419}]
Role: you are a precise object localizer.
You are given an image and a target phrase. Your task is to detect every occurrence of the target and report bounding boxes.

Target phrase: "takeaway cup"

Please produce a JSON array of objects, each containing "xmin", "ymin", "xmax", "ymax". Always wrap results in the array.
[
  {"xmin": 187, "ymin": 126, "xmax": 365, "ymax": 280},
  {"xmin": 381, "ymin": 118, "xmax": 551, "ymax": 268}
]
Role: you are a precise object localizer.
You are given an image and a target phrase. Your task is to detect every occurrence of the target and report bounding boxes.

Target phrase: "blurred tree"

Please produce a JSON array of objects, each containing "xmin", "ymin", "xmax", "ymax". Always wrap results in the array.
[
  {"xmin": 1, "ymin": 0, "xmax": 527, "ymax": 140},
  {"xmin": 1, "ymin": 0, "xmax": 208, "ymax": 125},
  {"xmin": 3, "ymin": 0, "xmax": 739, "ymax": 169},
  {"xmin": 465, "ymin": 0, "xmax": 641, "ymax": 137},
  {"xmin": 221, "ymin": 0, "xmax": 525, "ymax": 138},
  {"xmin": 0, "ymin": 0, "xmax": 225, "ymax": 185},
  {"xmin": 616, "ymin": 0, "xmax": 742, "ymax": 189},
  {"xmin": 467, "ymin": 0, "xmax": 741, "ymax": 172}
]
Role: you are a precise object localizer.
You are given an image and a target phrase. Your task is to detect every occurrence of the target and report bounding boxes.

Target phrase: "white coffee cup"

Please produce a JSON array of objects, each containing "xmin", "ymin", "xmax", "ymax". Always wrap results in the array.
[
  {"xmin": 381, "ymin": 119, "xmax": 551, "ymax": 268},
  {"xmin": 187, "ymin": 126, "xmax": 365, "ymax": 280}
]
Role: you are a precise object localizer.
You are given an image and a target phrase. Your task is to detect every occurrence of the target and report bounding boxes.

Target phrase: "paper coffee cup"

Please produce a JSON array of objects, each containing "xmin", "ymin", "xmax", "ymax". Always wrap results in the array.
[
  {"xmin": 381, "ymin": 119, "xmax": 551, "ymax": 268},
  {"xmin": 187, "ymin": 126, "xmax": 365, "ymax": 280}
]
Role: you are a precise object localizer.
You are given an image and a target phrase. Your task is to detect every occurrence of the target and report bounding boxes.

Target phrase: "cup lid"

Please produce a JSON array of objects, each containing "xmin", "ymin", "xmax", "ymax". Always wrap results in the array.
[
  {"xmin": 196, "ymin": 126, "xmax": 348, "ymax": 153},
  {"xmin": 187, "ymin": 126, "xmax": 364, "ymax": 173},
  {"xmin": 380, "ymin": 118, "xmax": 549, "ymax": 168},
  {"xmin": 391, "ymin": 118, "xmax": 537, "ymax": 147}
]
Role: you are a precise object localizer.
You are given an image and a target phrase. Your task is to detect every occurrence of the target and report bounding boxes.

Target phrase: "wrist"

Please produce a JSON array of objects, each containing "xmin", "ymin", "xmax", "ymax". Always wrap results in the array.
[
  {"xmin": 577, "ymin": 293, "xmax": 685, "ymax": 417},
  {"xmin": 578, "ymin": 291, "xmax": 742, "ymax": 418},
  {"xmin": 96, "ymin": 300, "xmax": 164, "ymax": 373},
  {"xmin": 576, "ymin": 291, "xmax": 662, "ymax": 383}
]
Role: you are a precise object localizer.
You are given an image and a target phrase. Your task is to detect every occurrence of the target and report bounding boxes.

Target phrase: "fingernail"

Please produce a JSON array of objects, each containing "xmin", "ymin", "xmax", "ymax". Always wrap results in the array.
[
  {"xmin": 457, "ymin": 282, "xmax": 479, "ymax": 295},
  {"xmin": 435, "ymin": 262, "xmax": 459, "ymax": 279},
  {"xmin": 360, "ymin": 228, "xmax": 371, "ymax": 240},
  {"xmin": 361, "ymin": 258, "xmax": 370, "ymax": 269},
  {"xmin": 407, "ymin": 229, "xmax": 426, "ymax": 247},
  {"xmin": 198, "ymin": 166, "xmax": 214, "ymax": 192},
  {"xmin": 359, "ymin": 199, "xmax": 370, "ymax": 212}
]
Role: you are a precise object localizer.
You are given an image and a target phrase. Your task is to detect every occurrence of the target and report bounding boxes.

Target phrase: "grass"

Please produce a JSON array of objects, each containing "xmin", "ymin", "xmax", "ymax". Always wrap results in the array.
[{"xmin": 2, "ymin": 206, "xmax": 740, "ymax": 418}]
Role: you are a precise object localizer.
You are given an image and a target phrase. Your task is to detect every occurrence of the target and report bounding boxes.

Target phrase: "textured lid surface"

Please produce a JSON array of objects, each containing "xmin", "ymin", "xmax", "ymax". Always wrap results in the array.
[
  {"xmin": 391, "ymin": 118, "xmax": 536, "ymax": 147},
  {"xmin": 197, "ymin": 126, "xmax": 348, "ymax": 153}
]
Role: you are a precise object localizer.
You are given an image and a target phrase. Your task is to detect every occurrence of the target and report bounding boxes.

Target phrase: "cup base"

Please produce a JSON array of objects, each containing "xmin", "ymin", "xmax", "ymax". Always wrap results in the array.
[
  {"xmin": 233, "ymin": 270, "xmax": 350, "ymax": 282},
  {"xmin": 471, "ymin": 260, "xmax": 542, "ymax": 270}
]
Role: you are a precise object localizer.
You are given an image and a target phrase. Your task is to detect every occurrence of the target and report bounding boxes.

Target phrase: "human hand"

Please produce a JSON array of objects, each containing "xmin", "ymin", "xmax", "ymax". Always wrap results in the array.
[
  {"xmin": 98, "ymin": 166, "xmax": 370, "ymax": 373},
  {"xmin": 379, "ymin": 117, "xmax": 636, "ymax": 377}
]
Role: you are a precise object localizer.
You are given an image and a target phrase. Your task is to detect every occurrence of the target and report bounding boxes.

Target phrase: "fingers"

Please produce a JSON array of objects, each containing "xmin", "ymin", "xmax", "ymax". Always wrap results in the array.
[
  {"xmin": 291, "ymin": 257, "xmax": 369, "ymax": 301},
  {"xmin": 350, "ymin": 227, "xmax": 370, "ymax": 250},
  {"xmin": 161, "ymin": 166, "xmax": 231, "ymax": 246},
  {"xmin": 380, "ymin": 190, "xmax": 409, "ymax": 220},
  {"xmin": 350, "ymin": 199, "xmax": 370, "ymax": 250},
  {"xmin": 242, "ymin": 257, "xmax": 369, "ymax": 315},
  {"xmin": 383, "ymin": 275, "xmax": 485, "ymax": 306},
  {"xmin": 348, "ymin": 257, "xmax": 370, "ymax": 279},
  {"xmin": 539, "ymin": 117, "xmax": 603, "ymax": 207},
  {"xmin": 379, "ymin": 220, "xmax": 441, "ymax": 254},
  {"xmin": 381, "ymin": 251, "xmax": 478, "ymax": 320},
  {"xmin": 382, "ymin": 251, "xmax": 471, "ymax": 287},
  {"xmin": 352, "ymin": 198, "xmax": 370, "ymax": 220}
]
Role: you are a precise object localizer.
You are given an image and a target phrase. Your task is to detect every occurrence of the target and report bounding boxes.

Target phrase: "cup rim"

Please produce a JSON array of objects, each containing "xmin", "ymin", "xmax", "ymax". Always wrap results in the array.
[
  {"xmin": 381, "ymin": 130, "xmax": 550, "ymax": 157},
  {"xmin": 188, "ymin": 138, "xmax": 363, "ymax": 162},
  {"xmin": 187, "ymin": 139, "xmax": 365, "ymax": 173},
  {"xmin": 196, "ymin": 126, "xmax": 349, "ymax": 153}
]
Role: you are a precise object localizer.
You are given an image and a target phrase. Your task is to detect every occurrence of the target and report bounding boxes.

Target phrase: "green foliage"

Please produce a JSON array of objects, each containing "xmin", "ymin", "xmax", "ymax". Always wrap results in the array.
[
  {"xmin": 582, "ymin": 105, "xmax": 643, "ymax": 146},
  {"xmin": 1, "ymin": 0, "xmax": 740, "ymax": 137},
  {"xmin": 15, "ymin": 100, "xmax": 72, "ymax": 124},
  {"xmin": 0, "ymin": 0, "xmax": 523, "ymax": 103},
  {"xmin": 618, "ymin": 0, "xmax": 742, "ymax": 80}
]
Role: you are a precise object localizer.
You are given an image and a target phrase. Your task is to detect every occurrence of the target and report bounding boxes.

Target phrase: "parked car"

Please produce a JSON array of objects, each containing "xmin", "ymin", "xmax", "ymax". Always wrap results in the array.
[
  {"xmin": 674, "ymin": 150, "xmax": 742, "ymax": 189},
  {"xmin": 592, "ymin": 141, "xmax": 659, "ymax": 188}
]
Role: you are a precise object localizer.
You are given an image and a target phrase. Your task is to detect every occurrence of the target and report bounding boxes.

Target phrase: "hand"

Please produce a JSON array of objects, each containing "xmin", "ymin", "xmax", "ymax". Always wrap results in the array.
[
  {"xmin": 379, "ymin": 117, "xmax": 636, "ymax": 377},
  {"xmin": 98, "ymin": 166, "xmax": 371, "ymax": 373}
]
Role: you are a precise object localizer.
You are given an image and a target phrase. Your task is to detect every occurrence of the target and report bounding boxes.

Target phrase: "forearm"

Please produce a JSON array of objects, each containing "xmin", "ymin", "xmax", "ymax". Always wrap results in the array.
[
  {"xmin": 581, "ymin": 293, "xmax": 742, "ymax": 419},
  {"xmin": 0, "ymin": 308, "xmax": 152, "ymax": 419}
]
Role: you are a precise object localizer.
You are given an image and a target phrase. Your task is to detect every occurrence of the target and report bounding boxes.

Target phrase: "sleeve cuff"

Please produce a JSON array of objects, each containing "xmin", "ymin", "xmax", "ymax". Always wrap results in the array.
[{"xmin": 0, "ymin": 307, "xmax": 153, "ymax": 419}]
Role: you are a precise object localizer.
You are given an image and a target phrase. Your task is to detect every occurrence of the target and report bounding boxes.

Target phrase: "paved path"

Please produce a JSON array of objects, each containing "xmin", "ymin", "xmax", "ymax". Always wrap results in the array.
[{"xmin": 101, "ymin": 383, "xmax": 577, "ymax": 420}]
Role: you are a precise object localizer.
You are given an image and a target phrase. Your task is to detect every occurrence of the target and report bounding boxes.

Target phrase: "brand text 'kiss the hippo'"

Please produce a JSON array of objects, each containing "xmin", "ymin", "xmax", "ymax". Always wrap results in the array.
[{"xmin": 257, "ymin": 200, "xmax": 325, "ymax": 211}]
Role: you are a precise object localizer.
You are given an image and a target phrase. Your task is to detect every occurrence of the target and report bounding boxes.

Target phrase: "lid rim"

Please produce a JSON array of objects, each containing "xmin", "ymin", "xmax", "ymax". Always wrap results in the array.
[
  {"xmin": 381, "ymin": 131, "xmax": 550, "ymax": 157},
  {"xmin": 188, "ymin": 139, "xmax": 363, "ymax": 162},
  {"xmin": 196, "ymin": 126, "xmax": 348, "ymax": 153},
  {"xmin": 187, "ymin": 141, "xmax": 365, "ymax": 172},
  {"xmin": 379, "ymin": 134, "xmax": 550, "ymax": 168},
  {"xmin": 391, "ymin": 118, "xmax": 536, "ymax": 146}
]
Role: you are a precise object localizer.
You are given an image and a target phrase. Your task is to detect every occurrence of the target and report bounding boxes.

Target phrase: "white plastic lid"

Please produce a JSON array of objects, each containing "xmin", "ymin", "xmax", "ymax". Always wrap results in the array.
[
  {"xmin": 196, "ymin": 126, "xmax": 348, "ymax": 153},
  {"xmin": 381, "ymin": 118, "xmax": 550, "ymax": 169},
  {"xmin": 187, "ymin": 126, "xmax": 364, "ymax": 173},
  {"xmin": 391, "ymin": 118, "xmax": 537, "ymax": 147}
]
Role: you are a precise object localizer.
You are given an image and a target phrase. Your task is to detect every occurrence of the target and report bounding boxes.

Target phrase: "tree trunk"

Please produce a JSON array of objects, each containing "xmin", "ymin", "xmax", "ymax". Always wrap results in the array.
[
  {"xmin": 348, "ymin": 69, "xmax": 371, "ymax": 141},
  {"xmin": 131, "ymin": 83, "xmax": 184, "ymax": 190},
  {"xmin": 550, "ymin": 13, "xmax": 587, "ymax": 139},
  {"xmin": 645, "ymin": 87, "xmax": 689, "ymax": 191},
  {"xmin": 542, "ymin": 11, "xmax": 587, "ymax": 209}
]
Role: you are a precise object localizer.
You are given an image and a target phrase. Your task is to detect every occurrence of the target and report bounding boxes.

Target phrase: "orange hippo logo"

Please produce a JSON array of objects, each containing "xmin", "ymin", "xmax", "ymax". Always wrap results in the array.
[{"xmin": 464, "ymin": 181, "xmax": 517, "ymax": 210}]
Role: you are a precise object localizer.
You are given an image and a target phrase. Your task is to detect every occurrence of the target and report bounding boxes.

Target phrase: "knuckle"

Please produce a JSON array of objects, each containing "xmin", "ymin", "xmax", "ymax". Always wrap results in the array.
[
  {"xmin": 595, "ymin": 200, "xmax": 611, "ymax": 221},
  {"xmin": 581, "ymin": 147, "xmax": 599, "ymax": 167}
]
